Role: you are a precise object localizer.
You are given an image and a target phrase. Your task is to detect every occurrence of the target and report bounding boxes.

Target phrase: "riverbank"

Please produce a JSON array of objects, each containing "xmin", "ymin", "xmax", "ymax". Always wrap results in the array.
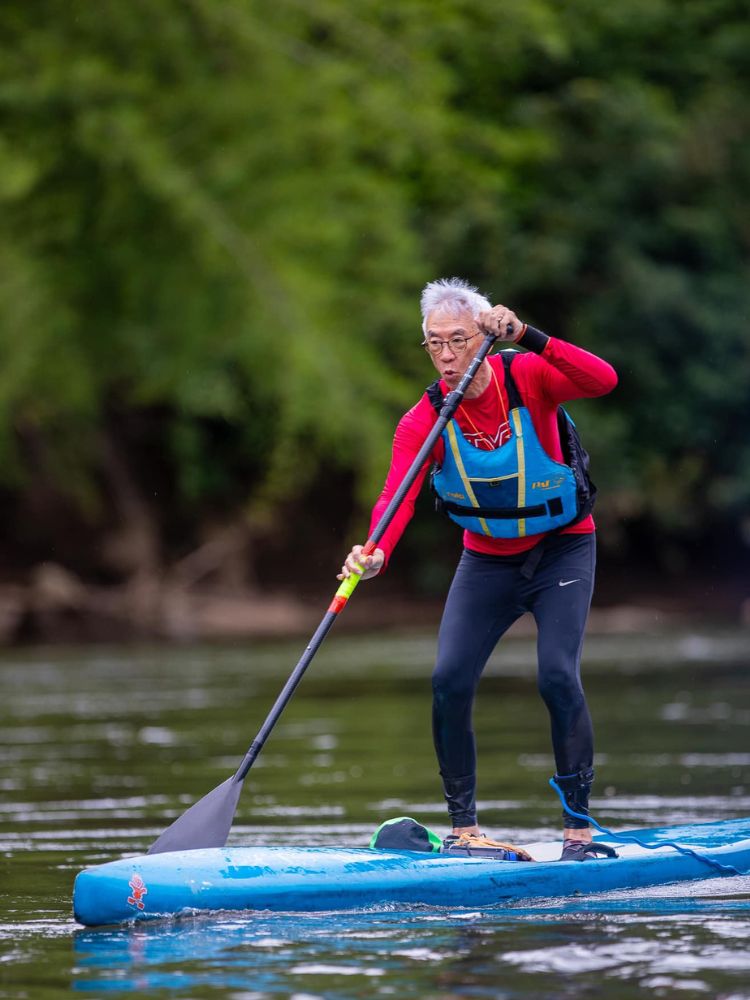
[{"xmin": 0, "ymin": 560, "xmax": 747, "ymax": 643}]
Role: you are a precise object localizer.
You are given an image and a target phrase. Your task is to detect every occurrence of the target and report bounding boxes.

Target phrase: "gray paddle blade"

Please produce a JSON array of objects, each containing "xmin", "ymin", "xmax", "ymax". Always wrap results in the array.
[{"xmin": 147, "ymin": 775, "xmax": 244, "ymax": 855}]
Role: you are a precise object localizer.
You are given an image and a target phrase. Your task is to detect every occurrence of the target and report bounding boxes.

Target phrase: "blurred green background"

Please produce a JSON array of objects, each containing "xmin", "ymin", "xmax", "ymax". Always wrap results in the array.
[{"xmin": 0, "ymin": 0, "xmax": 748, "ymax": 640}]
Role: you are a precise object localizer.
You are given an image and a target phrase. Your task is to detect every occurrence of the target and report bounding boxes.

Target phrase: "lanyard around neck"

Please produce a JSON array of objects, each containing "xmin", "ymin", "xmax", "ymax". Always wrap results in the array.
[{"xmin": 456, "ymin": 363, "xmax": 509, "ymax": 448}]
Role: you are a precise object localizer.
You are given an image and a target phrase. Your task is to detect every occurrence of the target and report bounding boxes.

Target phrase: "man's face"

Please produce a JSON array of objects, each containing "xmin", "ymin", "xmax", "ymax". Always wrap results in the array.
[{"xmin": 424, "ymin": 308, "xmax": 483, "ymax": 389}]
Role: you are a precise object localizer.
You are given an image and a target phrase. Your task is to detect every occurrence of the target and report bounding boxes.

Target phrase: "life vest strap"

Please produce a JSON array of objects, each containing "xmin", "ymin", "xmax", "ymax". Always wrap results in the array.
[{"xmin": 439, "ymin": 496, "xmax": 564, "ymax": 520}]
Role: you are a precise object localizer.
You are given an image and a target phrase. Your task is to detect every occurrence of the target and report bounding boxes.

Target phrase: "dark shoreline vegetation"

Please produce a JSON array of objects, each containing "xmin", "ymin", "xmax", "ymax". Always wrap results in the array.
[
  {"xmin": 0, "ymin": 555, "xmax": 746, "ymax": 644},
  {"xmin": 1, "ymin": 2, "xmax": 748, "ymax": 643}
]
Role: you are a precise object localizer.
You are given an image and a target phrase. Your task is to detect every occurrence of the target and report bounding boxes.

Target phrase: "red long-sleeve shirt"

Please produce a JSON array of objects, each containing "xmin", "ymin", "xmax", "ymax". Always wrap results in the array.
[{"xmin": 368, "ymin": 336, "xmax": 618, "ymax": 563}]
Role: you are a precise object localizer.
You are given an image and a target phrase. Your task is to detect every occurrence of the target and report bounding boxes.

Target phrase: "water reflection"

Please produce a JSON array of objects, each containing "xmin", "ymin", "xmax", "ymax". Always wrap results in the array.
[{"xmin": 72, "ymin": 885, "xmax": 750, "ymax": 997}]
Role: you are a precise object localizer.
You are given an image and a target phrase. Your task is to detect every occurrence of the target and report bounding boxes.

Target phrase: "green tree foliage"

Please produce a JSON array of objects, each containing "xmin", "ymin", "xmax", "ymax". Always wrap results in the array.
[
  {"xmin": 412, "ymin": 0, "xmax": 750, "ymax": 546},
  {"xmin": 0, "ymin": 0, "xmax": 747, "ymax": 581}
]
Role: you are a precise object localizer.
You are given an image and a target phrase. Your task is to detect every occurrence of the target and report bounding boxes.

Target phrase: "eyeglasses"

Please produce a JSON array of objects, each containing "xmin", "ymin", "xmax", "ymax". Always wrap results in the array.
[{"xmin": 421, "ymin": 332, "xmax": 479, "ymax": 355}]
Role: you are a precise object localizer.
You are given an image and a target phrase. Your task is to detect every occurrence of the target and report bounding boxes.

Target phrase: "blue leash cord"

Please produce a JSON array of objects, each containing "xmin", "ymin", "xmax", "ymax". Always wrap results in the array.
[{"xmin": 549, "ymin": 778, "xmax": 746, "ymax": 877}]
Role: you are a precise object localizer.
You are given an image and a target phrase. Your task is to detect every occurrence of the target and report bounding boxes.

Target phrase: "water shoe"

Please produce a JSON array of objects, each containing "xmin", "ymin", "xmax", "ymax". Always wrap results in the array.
[{"xmin": 560, "ymin": 839, "xmax": 619, "ymax": 861}]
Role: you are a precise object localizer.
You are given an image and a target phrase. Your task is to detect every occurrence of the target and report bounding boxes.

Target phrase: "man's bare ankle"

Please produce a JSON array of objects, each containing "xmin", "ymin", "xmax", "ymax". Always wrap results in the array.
[
  {"xmin": 452, "ymin": 824, "xmax": 481, "ymax": 837},
  {"xmin": 563, "ymin": 828, "xmax": 592, "ymax": 843}
]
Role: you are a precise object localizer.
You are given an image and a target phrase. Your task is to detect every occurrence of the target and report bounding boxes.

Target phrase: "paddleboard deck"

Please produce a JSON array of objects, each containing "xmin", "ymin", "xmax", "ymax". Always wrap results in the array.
[{"xmin": 73, "ymin": 816, "xmax": 750, "ymax": 927}]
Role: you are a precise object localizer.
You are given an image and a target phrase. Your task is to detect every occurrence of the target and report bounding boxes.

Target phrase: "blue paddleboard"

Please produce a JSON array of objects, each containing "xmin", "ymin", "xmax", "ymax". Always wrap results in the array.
[{"xmin": 73, "ymin": 816, "xmax": 750, "ymax": 927}]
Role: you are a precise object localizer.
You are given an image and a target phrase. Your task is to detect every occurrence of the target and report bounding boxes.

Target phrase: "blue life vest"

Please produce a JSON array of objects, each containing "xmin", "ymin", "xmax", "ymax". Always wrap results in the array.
[{"xmin": 428, "ymin": 351, "xmax": 596, "ymax": 539}]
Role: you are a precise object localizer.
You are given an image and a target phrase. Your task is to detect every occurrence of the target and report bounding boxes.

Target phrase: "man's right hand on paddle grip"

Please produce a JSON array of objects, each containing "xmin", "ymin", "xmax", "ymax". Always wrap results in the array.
[{"xmin": 338, "ymin": 544, "xmax": 385, "ymax": 581}]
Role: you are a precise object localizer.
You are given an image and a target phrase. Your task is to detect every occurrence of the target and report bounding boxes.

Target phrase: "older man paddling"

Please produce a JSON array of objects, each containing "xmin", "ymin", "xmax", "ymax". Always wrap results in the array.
[{"xmin": 340, "ymin": 278, "xmax": 618, "ymax": 861}]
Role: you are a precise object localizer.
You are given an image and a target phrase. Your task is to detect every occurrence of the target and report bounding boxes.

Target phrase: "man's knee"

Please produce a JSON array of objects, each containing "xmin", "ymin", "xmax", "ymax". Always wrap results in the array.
[
  {"xmin": 537, "ymin": 662, "xmax": 584, "ymax": 708},
  {"xmin": 432, "ymin": 662, "xmax": 476, "ymax": 706}
]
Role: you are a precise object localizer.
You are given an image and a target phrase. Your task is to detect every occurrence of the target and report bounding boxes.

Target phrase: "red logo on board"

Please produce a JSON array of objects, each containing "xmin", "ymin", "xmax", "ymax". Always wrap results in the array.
[{"xmin": 127, "ymin": 873, "xmax": 148, "ymax": 910}]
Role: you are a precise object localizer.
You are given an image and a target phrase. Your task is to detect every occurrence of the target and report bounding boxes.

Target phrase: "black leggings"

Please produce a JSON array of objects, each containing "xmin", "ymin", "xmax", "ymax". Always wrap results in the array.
[{"xmin": 432, "ymin": 533, "xmax": 596, "ymax": 828}]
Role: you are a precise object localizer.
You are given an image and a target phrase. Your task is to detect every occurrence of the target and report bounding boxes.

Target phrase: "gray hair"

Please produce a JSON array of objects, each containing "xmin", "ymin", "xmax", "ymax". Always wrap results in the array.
[{"xmin": 420, "ymin": 277, "xmax": 492, "ymax": 333}]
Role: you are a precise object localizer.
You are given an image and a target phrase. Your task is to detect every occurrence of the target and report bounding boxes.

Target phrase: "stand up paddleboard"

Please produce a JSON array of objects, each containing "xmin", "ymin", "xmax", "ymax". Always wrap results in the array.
[{"xmin": 73, "ymin": 816, "xmax": 750, "ymax": 927}]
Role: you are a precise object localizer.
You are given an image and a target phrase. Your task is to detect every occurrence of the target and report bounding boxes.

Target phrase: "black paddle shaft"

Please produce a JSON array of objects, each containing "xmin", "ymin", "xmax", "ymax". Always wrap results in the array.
[
  {"xmin": 234, "ymin": 329, "xmax": 500, "ymax": 782},
  {"xmin": 148, "ymin": 328, "xmax": 502, "ymax": 852}
]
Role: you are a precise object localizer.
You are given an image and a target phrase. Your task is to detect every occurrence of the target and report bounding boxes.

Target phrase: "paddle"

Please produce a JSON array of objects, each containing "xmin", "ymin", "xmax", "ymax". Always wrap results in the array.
[{"xmin": 148, "ymin": 327, "xmax": 503, "ymax": 854}]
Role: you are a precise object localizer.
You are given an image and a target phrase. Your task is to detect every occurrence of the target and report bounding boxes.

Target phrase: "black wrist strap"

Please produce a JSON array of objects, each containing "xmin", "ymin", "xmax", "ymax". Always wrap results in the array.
[{"xmin": 517, "ymin": 325, "xmax": 549, "ymax": 354}]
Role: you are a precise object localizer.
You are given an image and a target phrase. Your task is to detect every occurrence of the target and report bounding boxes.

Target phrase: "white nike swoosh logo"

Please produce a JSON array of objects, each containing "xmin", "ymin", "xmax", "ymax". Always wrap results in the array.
[{"xmin": 558, "ymin": 579, "xmax": 581, "ymax": 587}]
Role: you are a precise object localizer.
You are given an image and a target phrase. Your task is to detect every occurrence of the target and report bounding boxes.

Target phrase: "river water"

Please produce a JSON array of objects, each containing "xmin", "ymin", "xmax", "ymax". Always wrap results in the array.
[{"xmin": 1, "ymin": 628, "xmax": 749, "ymax": 998}]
